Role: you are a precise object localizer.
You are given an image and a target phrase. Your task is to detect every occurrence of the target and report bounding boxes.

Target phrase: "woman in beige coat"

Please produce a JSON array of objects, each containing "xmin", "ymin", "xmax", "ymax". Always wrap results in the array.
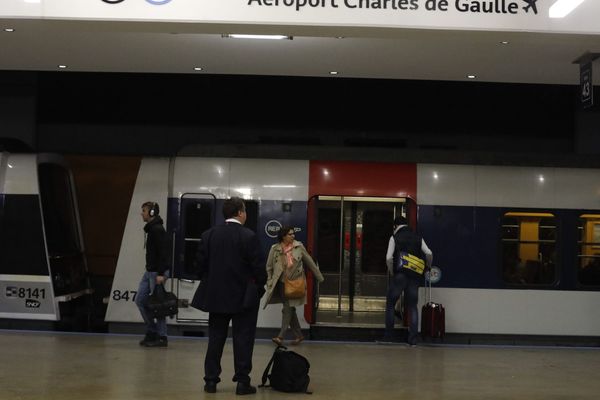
[{"xmin": 264, "ymin": 225, "xmax": 324, "ymax": 345}]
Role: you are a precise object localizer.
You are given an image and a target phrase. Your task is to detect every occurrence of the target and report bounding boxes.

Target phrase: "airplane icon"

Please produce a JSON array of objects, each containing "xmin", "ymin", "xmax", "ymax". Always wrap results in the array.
[{"xmin": 522, "ymin": 0, "xmax": 538, "ymax": 14}]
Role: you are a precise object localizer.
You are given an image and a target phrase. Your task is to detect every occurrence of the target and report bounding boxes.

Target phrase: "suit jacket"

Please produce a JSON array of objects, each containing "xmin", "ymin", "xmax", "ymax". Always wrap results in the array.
[{"xmin": 191, "ymin": 221, "xmax": 266, "ymax": 314}]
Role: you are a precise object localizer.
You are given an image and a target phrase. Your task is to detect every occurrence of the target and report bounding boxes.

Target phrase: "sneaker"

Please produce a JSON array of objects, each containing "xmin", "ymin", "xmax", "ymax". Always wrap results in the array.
[
  {"xmin": 139, "ymin": 332, "xmax": 157, "ymax": 346},
  {"xmin": 145, "ymin": 336, "xmax": 168, "ymax": 348}
]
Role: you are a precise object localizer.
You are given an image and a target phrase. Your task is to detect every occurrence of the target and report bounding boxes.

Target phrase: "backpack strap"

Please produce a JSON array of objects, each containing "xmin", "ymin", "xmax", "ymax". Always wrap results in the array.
[{"xmin": 259, "ymin": 345, "xmax": 286, "ymax": 388}]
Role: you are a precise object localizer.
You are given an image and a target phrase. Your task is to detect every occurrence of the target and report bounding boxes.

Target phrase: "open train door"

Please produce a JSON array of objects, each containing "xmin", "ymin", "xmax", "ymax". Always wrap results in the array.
[{"xmin": 306, "ymin": 195, "xmax": 415, "ymax": 327}]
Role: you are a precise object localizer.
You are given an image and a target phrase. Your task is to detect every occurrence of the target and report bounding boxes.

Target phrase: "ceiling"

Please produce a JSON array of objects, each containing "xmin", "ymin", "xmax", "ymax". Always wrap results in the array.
[{"xmin": 1, "ymin": 17, "xmax": 600, "ymax": 85}]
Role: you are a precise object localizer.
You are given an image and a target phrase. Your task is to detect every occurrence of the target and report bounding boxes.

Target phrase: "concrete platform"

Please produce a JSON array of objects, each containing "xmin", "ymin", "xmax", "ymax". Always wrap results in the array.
[{"xmin": 1, "ymin": 330, "xmax": 599, "ymax": 399}]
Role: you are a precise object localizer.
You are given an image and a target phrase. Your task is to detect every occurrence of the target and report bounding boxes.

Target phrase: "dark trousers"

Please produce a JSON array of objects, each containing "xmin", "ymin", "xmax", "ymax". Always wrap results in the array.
[
  {"xmin": 204, "ymin": 303, "xmax": 260, "ymax": 385},
  {"xmin": 385, "ymin": 272, "xmax": 420, "ymax": 342}
]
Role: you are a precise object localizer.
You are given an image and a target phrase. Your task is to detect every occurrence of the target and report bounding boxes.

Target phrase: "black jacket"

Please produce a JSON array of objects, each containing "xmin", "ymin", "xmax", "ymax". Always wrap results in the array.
[
  {"xmin": 191, "ymin": 222, "xmax": 267, "ymax": 314},
  {"xmin": 143, "ymin": 216, "xmax": 170, "ymax": 275}
]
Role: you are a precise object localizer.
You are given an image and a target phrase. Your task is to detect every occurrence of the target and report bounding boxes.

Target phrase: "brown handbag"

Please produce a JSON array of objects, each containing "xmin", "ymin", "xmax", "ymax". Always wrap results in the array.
[{"xmin": 284, "ymin": 274, "xmax": 306, "ymax": 299}]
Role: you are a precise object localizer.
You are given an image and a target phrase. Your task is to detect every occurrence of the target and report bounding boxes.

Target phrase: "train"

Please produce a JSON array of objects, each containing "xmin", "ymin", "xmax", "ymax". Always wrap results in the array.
[{"xmin": 2, "ymin": 152, "xmax": 600, "ymax": 339}]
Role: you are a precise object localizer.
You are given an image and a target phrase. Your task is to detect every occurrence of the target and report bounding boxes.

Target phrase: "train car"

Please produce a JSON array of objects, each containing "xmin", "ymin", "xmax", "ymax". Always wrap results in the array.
[
  {"xmin": 104, "ymin": 158, "xmax": 417, "ymax": 332},
  {"xmin": 0, "ymin": 152, "xmax": 91, "ymax": 325},
  {"xmin": 104, "ymin": 157, "xmax": 600, "ymax": 339},
  {"xmin": 3, "ymin": 153, "xmax": 600, "ymax": 340}
]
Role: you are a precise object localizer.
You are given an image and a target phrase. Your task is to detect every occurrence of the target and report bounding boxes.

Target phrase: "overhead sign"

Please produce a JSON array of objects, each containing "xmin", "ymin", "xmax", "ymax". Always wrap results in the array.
[
  {"xmin": 580, "ymin": 61, "xmax": 593, "ymax": 109},
  {"xmin": 1, "ymin": 0, "xmax": 600, "ymax": 35}
]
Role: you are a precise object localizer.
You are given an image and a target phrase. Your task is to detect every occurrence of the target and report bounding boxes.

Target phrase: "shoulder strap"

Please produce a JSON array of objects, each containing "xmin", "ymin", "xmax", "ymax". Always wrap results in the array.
[{"xmin": 259, "ymin": 345, "xmax": 286, "ymax": 387}]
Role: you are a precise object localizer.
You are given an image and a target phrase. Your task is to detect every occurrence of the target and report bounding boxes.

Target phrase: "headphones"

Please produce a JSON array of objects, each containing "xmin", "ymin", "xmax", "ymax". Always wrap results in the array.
[{"xmin": 149, "ymin": 202, "xmax": 159, "ymax": 217}]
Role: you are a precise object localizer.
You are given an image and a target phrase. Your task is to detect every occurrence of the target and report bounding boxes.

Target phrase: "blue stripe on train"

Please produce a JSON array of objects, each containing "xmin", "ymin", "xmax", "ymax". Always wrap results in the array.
[
  {"xmin": 418, "ymin": 205, "xmax": 597, "ymax": 291},
  {"xmin": 166, "ymin": 198, "xmax": 307, "ymax": 279}
]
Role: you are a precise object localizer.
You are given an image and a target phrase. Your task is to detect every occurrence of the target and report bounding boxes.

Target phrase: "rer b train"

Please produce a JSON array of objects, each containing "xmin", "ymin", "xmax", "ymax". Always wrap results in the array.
[{"xmin": 2, "ymin": 152, "xmax": 600, "ymax": 339}]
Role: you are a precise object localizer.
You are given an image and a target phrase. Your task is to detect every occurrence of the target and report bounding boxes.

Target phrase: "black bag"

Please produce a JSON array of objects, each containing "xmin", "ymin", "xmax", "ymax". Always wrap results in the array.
[
  {"xmin": 144, "ymin": 284, "xmax": 178, "ymax": 318},
  {"xmin": 259, "ymin": 346, "xmax": 311, "ymax": 393}
]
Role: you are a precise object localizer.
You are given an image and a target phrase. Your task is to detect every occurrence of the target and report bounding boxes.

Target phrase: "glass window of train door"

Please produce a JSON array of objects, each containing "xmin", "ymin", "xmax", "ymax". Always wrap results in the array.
[
  {"xmin": 577, "ymin": 214, "xmax": 600, "ymax": 287},
  {"xmin": 244, "ymin": 200, "xmax": 259, "ymax": 233},
  {"xmin": 179, "ymin": 193, "xmax": 215, "ymax": 279},
  {"xmin": 500, "ymin": 211, "xmax": 558, "ymax": 287}
]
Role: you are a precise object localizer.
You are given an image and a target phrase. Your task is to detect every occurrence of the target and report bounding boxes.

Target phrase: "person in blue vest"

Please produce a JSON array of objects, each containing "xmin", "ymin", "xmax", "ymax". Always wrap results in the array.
[{"xmin": 384, "ymin": 215, "xmax": 433, "ymax": 345}]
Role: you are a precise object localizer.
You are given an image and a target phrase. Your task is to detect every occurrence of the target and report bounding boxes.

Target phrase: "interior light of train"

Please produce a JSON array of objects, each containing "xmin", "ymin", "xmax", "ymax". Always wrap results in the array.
[
  {"xmin": 330, "ymin": 71, "xmax": 339, "ymax": 75},
  {"xmin": 193, "ymin": 67, "xmax": 203, "ymax": 71},
  {"xmin": 4, "ymin": 28, "xmax": 15, "ymax": 32},
  {"xmin": 549, "ymin": 0, "xmax": 586, "ymax": 18},
  {"xmin": 235, "ymin": 187, "xmax": 252, "ymax": 196},
  {"xmin": 58, "ymin": 65, "xmax": 67, "ymax": 69},
  {"xmin": 500, "ymin": 41, "xmax": 509, "ymax": 45},
  {"xmin": 24, "ymin": 0, "xmax": 41, "ymax": 3},
  {"xmin": 263, "ymin": 185, "xmax": 297, "ymax": 188},
  {"xmin": 467, "ymin": 74, "xmax": 476, "ymax": 79},
  {"xmin": 223, "ymin": 34, "xmax": 292, "ymax": 40}
]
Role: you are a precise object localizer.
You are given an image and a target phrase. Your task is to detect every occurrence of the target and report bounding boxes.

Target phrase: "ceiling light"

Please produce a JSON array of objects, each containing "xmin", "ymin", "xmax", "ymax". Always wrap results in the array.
[
  {"xmin": 467, "ymin": 74, "xmax": 476, "ymax": 79},
  {"xmin": 329, "ymin": 71, "xmax": 338, "ymax": 75},
  {"xmin": 58, "ymin": 65, "xmax": 67, "ymax": 69},
  {"xmin": 500, "ymin": 41, "xmax": 509, "ymax": 45},
  {"xmin": 549, "ymin": 0, "xmax": 586, "ymax": 18},
  {"xmin": 223, "ymin": 34, "xmax": 292, "ymax": 40},
  {"xmin": 24, "ymin": 0, "xmax": 41, "ymax": 3},
  {"xmin": 193, "ymin": 67, "xmax": 203, "ymax": 71},
  {"xmin": 4, "ymin": 28, "xmax": 15, "ymax": 32}
]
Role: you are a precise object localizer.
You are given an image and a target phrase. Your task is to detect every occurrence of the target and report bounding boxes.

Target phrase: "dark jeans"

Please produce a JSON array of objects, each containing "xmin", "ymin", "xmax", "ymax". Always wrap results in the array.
[
  {"xmin": 204, "ymin": 303, "xmax": 260, "ymax": 385},
  {"xmin": 385, "ymin": 272, "xmax": 419, "ymax": 343}
]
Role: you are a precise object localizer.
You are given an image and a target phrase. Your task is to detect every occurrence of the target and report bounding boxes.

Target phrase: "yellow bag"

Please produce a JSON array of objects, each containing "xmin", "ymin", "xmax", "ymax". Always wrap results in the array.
[
  {"xmin": 284, "ymin": 275, "xmax": 306, "ymax": 299},
  {"xmin": 398, "ymin": 252, "xmax": 425, "ymax": 275}
]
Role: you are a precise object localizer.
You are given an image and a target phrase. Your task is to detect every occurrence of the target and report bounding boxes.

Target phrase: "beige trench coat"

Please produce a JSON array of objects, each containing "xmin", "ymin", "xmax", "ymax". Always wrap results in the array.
[{"xmin": 263, "ymin": 240, "xmax": 324, "ymax": 308}]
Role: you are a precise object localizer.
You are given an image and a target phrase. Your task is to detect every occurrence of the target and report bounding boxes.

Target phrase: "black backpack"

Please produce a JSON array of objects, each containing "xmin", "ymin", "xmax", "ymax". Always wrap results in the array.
[{"xmin": 259, "ymin": 345, "xmax": 311, "ymax": 393}]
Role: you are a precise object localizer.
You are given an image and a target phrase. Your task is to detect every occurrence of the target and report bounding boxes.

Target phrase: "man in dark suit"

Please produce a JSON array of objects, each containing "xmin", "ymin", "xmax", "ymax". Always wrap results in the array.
[{"xmin": 192, "ymin": 197, "xmax": 267, "ymax": 395}]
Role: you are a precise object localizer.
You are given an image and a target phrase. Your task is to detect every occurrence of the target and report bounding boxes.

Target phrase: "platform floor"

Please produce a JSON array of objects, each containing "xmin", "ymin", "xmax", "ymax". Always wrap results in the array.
[{"xmin": 2, "ymin": 330, "xmax": 599, "ymax": 400}]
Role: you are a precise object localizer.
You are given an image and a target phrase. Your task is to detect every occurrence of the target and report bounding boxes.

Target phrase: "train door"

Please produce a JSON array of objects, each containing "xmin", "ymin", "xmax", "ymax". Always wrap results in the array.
[
  {"xmin": 173, "ymin": 193, "xmax": 215, "ymax": 323},
  {"xmin": 309, "ymin": 196, "xmax": 415, "ymax": 325}
]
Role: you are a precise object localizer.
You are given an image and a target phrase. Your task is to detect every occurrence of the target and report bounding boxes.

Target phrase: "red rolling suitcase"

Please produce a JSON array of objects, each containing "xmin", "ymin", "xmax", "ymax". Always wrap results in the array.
[{"xmin": 420, "ymin": 276, "xmax": 445, "ymax": 340}]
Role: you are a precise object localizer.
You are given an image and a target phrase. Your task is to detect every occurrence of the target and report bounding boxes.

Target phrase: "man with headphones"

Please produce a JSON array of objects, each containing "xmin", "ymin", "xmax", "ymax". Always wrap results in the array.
[{"xmin": 136, "ymin": 201, "xmax": 170, "ymax": 347}]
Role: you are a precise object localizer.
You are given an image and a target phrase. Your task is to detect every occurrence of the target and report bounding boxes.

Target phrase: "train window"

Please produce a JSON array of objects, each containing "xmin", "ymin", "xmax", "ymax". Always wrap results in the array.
[
  {"xmin": 501, "ymin": 212, "xmax": 557, "ymax": 286},
  {"xmin": 181, "ymin": 199, "xmax": 214, "ymax": 278},
  {"xmin": 577, "ymin": 214, "xmax": 600, "ymax": 286}
]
